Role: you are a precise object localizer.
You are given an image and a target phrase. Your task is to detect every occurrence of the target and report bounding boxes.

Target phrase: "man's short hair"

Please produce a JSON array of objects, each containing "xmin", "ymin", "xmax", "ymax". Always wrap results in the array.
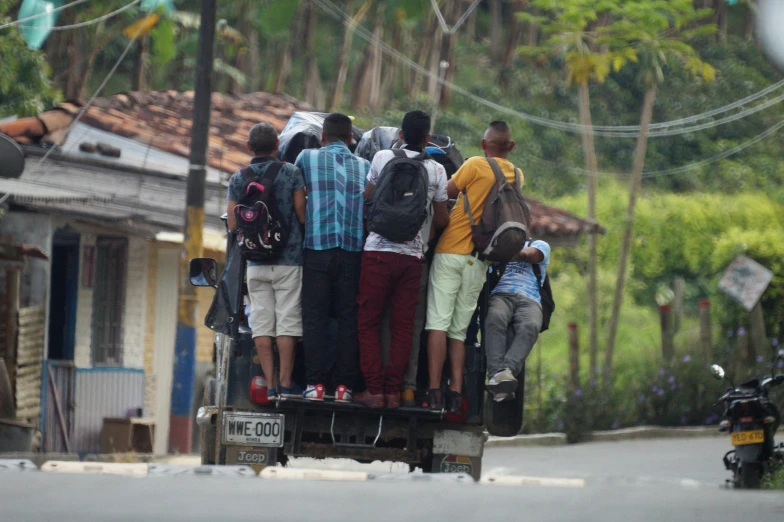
[
  {"xmin": 484, "ymin": 120, "xmax": 513, "ymax": 151},
  {"xmin": 323, "ymin": 112, "xmax": 353, "ymax": 143},
  {"xmin": 488, "ymin": 120, "xmax": 510, "ymax": 134},
  {"xmin": 401, "ymin": 110, "xmax": 431, "ymax": 146},
  {"xmin": 248, "ymin": 122, "xmax": 278, "ymax": 155}
]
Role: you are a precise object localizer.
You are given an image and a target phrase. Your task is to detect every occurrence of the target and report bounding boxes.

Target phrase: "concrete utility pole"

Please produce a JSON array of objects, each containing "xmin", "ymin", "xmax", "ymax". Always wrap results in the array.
[{"xmin": 170, "ymin": 0, "xmax": 217, "ymax": 455}]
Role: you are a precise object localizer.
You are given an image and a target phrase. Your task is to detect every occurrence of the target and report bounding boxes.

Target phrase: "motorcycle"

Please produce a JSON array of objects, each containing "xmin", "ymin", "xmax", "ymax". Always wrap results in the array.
[{"xmin": 710, "ymin": 347, "xmax": 784, "ymax": 489}]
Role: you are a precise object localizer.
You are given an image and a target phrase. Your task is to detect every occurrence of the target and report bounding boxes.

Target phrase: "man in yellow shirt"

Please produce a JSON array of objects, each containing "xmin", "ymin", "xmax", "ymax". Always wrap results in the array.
[{"xmin": 423, "ymin": 121, "xmax": 524, "ymax": 414}]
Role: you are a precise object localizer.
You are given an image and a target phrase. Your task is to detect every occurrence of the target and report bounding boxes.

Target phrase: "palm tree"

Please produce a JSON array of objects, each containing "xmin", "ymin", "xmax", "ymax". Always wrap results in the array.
[
  {"xmin": 603, "ymin": 1, "xmax": 717, "ymax": 382},
  {"xmin": 519, "ymin": 0, "xmax": 628, "ymax": 382}
]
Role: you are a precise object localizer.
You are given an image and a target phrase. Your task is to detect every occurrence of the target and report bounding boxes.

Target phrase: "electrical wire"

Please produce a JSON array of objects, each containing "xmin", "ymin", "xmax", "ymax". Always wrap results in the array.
[
  {"xmin": 0, "ymin": 0, "xmax": 89, "ymax": 30},
  {"xmin": 430, "ymin": 0, "xmax": 449, "ymax": 34},
  {"xmin": 452, "ymin": 0, "xmax": 481, "ymax": 34},
  {"xmin": 317, "ymin": 0, "xmax": 784, "ymax": 138},
  {"xmin": 16, "ymin": 0, "xmax": 142, "ymax": 31},
  {"xmin": 315, "ymin": 0, "xmax": 784, "ymax": 179}
]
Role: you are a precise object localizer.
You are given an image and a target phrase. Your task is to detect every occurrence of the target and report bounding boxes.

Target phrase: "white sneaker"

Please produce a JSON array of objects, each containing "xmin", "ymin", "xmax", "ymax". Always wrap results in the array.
[
  {"xmin": 493, "ymin": 392, "xmax": 516, "ymax": 402},
  {"xmin": 486, "ymin": 369, "xmax": 518, "ymax": 397}
]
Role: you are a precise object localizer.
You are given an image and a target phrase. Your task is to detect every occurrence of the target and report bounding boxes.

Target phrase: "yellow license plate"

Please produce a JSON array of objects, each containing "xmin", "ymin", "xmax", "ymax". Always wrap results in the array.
[{"xmin": 731, "ymin": 430, "xmax": 765, "ymax": 446}]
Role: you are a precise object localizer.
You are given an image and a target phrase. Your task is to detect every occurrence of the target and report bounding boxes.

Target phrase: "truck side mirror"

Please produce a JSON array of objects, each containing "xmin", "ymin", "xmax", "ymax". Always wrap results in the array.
[
  {"xmin": 710, "ymin": 364, "xmax": 725, "ymax": 381},
  {"xmin": 189, "ymin": 258, "xmax": 219, "ymax": 288}
]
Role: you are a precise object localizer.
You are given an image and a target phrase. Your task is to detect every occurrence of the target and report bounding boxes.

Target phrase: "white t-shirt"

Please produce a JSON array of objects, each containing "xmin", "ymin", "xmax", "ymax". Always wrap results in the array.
[{"xmin": 364, "ymin": 146, "xmax": 448, "ymax": 259}]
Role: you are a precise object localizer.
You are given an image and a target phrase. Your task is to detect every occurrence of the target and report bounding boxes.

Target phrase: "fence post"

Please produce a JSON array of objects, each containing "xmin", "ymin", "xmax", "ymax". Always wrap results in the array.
[
  {"xmin": 698, "ymin": 299, "xmax": 712, "ymax": 362},
  {"xmin": 673, "ymin": 277, "xmax": 685, "ymax": 333},
  {"xmin": 568, "ymin": 323, "xmax": 579, "ymax": 391},
  {"xmin": 749, "ymin": 301, "xmax": 768, "ymax": 358},
  {"xmin": 660, "ymin": 304, "xmax": 674, "ymax": 363}
]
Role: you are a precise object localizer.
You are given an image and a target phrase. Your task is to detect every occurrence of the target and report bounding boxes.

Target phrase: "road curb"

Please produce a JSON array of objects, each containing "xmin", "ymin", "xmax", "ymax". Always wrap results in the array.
[
  {"xmin": 486, "ymin": 433, "xmax": 568, "ymax": 448},
  {"xmin": 485, "ymin": 426, "xmax": 784, "ymax": 447}
]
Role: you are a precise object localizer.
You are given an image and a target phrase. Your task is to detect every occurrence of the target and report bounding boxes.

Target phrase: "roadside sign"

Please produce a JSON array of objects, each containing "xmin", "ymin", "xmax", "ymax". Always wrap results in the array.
[{"xmin": 717, "ymin": 256, "xmax": 773, "ymax": 312}]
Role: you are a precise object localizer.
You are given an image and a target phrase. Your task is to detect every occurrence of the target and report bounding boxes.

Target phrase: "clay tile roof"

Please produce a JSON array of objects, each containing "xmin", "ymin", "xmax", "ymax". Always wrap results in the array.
[
  {"xmin": 525, "ymin": 196, "xmax": 605, "ymax": 238},
  {"xmin": 71, "ymin": 90, "xmax": 312, "ymax": 174},
  {"xmin": 0, "ymin": 90, "xmax": 604, "ymax": 240}
]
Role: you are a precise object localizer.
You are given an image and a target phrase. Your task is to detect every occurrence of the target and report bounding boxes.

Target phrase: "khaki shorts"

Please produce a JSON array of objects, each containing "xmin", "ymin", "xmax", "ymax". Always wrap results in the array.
[
  {"xmin": 425, "ymin": 253, "xmax": 488, "ymax": 341},
  {"xmin": 247, "ymin": 265, "xmax": 303, "ymax": 338}
]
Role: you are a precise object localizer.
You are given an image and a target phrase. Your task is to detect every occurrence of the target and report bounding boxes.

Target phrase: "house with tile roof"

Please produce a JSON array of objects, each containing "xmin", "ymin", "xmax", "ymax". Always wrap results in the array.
[{"xmin": 0, "ymin": 89, "xmax": 603, "ymax": 456}]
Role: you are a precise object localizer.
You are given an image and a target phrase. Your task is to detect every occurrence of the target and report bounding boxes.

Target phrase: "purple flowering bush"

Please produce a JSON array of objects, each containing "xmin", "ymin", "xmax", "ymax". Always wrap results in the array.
[{"xmin": 522, "ymin": 354, "xmax": 745, "ymax": 440}]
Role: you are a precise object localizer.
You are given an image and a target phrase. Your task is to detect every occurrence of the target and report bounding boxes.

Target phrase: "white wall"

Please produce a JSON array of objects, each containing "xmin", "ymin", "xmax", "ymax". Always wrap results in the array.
[
  {"xmin": 73, "ymin": 233, "xmax": 95, "ymax": 368},
  {"xmin": 152, "ymin": 246, "xmax": 179, "ymax": 454},
  {"xmin": 122, "ymin": 237, "xmax": 148, "ymax": 369}
]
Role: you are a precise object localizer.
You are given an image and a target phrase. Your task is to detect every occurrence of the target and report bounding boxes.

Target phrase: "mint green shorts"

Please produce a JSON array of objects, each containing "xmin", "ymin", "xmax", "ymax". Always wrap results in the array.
[{"xmin": 425, "ymin": 253, "xmax": 488, "ymax": 341}]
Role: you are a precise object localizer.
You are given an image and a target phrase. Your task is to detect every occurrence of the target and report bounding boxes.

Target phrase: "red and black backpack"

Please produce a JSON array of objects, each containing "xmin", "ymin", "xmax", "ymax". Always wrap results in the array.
[{"xmin": 233, "ymin": 162, "xmax": 289, "ymax": 262}]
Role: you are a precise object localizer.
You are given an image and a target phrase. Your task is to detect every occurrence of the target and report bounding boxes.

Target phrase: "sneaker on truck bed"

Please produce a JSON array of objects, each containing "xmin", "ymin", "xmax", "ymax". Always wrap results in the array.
[
  {"xmin": 335, "ymin": 384, "xmax": 353, "ymax": 403},
  {"xmin": 304, "ymin": 384, "xmax": 325, "ymax": 401},
  {"xmin": 400, "ymin": 389, "xmax": 416, "ymax": 407},
  {"xmin": 354, "ymin": 391, "xmax": 384, "ymax": 409},
  {"xmin": 280, "ymin": 385, "xmax": 303, "ymax": 399}
]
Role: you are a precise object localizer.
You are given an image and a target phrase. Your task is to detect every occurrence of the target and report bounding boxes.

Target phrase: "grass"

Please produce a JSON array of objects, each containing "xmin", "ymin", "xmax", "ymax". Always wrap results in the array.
[{"xmin": 763, "ymin": 463, "xmax": 784, "ymax": 490}]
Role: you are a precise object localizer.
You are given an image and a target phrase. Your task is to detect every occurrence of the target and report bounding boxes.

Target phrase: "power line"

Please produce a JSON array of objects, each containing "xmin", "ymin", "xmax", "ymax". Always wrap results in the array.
[
  {"xmin": 315, "ymin": 0, "xmax": 784, "ymax": 179},
  {"xmin": 0, "ymin": 0, "xmax": 89, "ymax": 30},
  {"xmin": 317, "ymin": 0, "xmax": 784, "ymax": 138},
  {"xmin": 16, "ymin": 0, "xmax": 142, "ymax": 31}
]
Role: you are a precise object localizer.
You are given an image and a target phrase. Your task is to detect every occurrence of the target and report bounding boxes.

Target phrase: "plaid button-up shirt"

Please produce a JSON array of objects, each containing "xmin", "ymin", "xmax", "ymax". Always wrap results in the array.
[{"xmin": 295, "ymin": 141, "xmax": 370, "ymax": 252}]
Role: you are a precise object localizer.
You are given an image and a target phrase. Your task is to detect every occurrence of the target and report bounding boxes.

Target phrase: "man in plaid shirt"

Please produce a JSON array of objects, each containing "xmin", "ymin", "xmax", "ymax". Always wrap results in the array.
[{"xmin": 295, "ymin": 113, "xmax": 371, "ymax": 402}]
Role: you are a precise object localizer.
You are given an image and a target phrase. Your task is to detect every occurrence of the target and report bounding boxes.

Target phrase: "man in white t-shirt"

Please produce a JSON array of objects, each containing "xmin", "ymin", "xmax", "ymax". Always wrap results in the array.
[{"xmin": 354, "ymin": 111, "xmax": 449, "ymax": 409}]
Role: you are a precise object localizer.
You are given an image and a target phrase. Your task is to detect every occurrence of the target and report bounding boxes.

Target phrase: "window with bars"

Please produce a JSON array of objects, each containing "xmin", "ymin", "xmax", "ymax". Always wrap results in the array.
[{"xmin": 91, "ymin": 237, "xmax": 128, "ymax": 366}]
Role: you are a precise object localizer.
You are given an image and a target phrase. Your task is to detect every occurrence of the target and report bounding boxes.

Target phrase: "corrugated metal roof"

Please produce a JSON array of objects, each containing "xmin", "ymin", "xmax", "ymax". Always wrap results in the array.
[
  {"xmin": 0, "ymin": 178, "xmax": 112, "ymax": 203},
  {"xmin": 14, "ymin": 157, "xmax": 226, "ymax": 234}
]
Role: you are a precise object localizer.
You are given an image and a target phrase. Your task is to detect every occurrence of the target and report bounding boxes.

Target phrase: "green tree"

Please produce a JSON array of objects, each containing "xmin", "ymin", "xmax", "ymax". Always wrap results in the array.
[
  {"xmin": 519, "ymin": 0, "xmax": 632, "ymax": 381},
  {"xmin": 0, "ymin": 0, "xmax": 61, "ymax": 117},
  {"xmin": 603, "ymin": 0, "xmax": 717, "ymax": 383}
]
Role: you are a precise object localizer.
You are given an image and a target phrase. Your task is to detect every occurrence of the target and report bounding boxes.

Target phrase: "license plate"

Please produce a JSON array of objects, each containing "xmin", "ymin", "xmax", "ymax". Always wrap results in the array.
[
  {"xmin": 731, "ymin": 429, "xmax": 764, "ymax": 446},
  {"xmin": 222, "ymin": 412, "xmax": 284, "ymax": 447}
]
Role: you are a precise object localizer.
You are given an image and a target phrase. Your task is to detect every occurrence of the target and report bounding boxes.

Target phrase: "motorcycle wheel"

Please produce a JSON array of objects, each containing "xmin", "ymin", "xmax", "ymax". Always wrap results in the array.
[{"xmin": 738, "ymin": 462, "xmax": 763, "ymax": 489}]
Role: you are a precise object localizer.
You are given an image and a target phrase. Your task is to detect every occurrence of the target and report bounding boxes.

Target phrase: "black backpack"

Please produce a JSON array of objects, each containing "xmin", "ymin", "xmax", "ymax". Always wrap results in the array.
[
  {"xmin": 367, "ymin": 149, "xmax": 430, "ymax": 243},
  {"xmin": 233, "ymin": 162, "xmax": 289, "ymax": 262},
  {"xmin": 532, "ymin": 262, "xmax": 554, "ymax": 332}
]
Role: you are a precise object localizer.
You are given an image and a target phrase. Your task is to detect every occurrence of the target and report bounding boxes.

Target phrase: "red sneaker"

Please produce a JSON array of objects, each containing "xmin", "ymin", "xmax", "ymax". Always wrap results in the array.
[
  {"xmin": 335, "ymin": 384, "xmax": 353, "ymax": 403},
  {"xmin": 250, "ymin": 376, "xmax": 270, "ymax": 405},
  {"xmin": 304, "ymin": 384, "xmax": 325, "ymax": 401}
]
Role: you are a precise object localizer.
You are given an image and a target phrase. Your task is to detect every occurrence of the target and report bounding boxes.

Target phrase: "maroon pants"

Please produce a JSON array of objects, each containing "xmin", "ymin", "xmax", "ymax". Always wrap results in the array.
[{"xmin": 357, "ymin": 251, "xmax": 424, "ymax": 395}]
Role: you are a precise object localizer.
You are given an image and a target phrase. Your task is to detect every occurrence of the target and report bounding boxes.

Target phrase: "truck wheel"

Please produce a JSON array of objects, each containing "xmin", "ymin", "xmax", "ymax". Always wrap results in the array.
[{"xmin": 200, "ymin": 378, "xmax": 217, "ymax": 466}]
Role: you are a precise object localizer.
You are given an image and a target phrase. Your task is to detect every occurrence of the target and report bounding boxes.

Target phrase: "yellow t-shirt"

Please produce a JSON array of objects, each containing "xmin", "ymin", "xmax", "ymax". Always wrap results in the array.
[{"xmin": 435, "ymin": 156, "xmax": 524, "ymax": 255}]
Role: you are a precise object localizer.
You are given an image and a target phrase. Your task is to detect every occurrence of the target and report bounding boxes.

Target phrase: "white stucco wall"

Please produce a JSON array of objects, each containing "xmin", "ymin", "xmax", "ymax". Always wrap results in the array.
[
  {"xmin": 122, "ymin": 236, "xmax": 148, "ymax": 369},
  {"xmin": 74, "ymin": 233, "xmax": 95, "ymax": 368}
]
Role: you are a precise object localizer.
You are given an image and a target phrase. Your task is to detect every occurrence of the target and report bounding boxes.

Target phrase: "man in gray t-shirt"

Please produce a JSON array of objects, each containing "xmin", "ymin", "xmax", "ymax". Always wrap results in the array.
[{"xmin": 227, "ymin": 123, "xmax": 306, "ymax": 402}]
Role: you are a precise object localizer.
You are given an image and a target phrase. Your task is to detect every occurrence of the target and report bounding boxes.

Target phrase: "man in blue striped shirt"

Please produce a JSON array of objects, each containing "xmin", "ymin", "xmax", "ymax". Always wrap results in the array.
[{"xmin": 295, "ymin": 113, "xmax": 371, "ymax": 402}]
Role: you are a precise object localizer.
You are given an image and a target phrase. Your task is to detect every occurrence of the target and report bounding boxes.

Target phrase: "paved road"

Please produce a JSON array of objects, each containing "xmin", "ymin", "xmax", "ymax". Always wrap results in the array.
[{"xmin": 1, "ymin": 437, "xmax": 783, "ymax": 522}]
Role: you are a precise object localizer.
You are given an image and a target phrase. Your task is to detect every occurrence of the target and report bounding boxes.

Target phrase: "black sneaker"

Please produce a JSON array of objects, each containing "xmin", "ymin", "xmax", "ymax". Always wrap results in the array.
[
  {"xmin": 422, "ymin": 388, "xmax": 443, "ymax": 410},
  {"xmin": 446, "ymin": 389, "xmax": 463, "ymax": 415}
]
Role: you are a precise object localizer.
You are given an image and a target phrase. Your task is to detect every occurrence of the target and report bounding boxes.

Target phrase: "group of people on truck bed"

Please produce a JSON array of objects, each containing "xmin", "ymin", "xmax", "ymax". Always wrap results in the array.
[{"xmin": 226, "ymin": 111, "xmax": 550, "ymax": 415}]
